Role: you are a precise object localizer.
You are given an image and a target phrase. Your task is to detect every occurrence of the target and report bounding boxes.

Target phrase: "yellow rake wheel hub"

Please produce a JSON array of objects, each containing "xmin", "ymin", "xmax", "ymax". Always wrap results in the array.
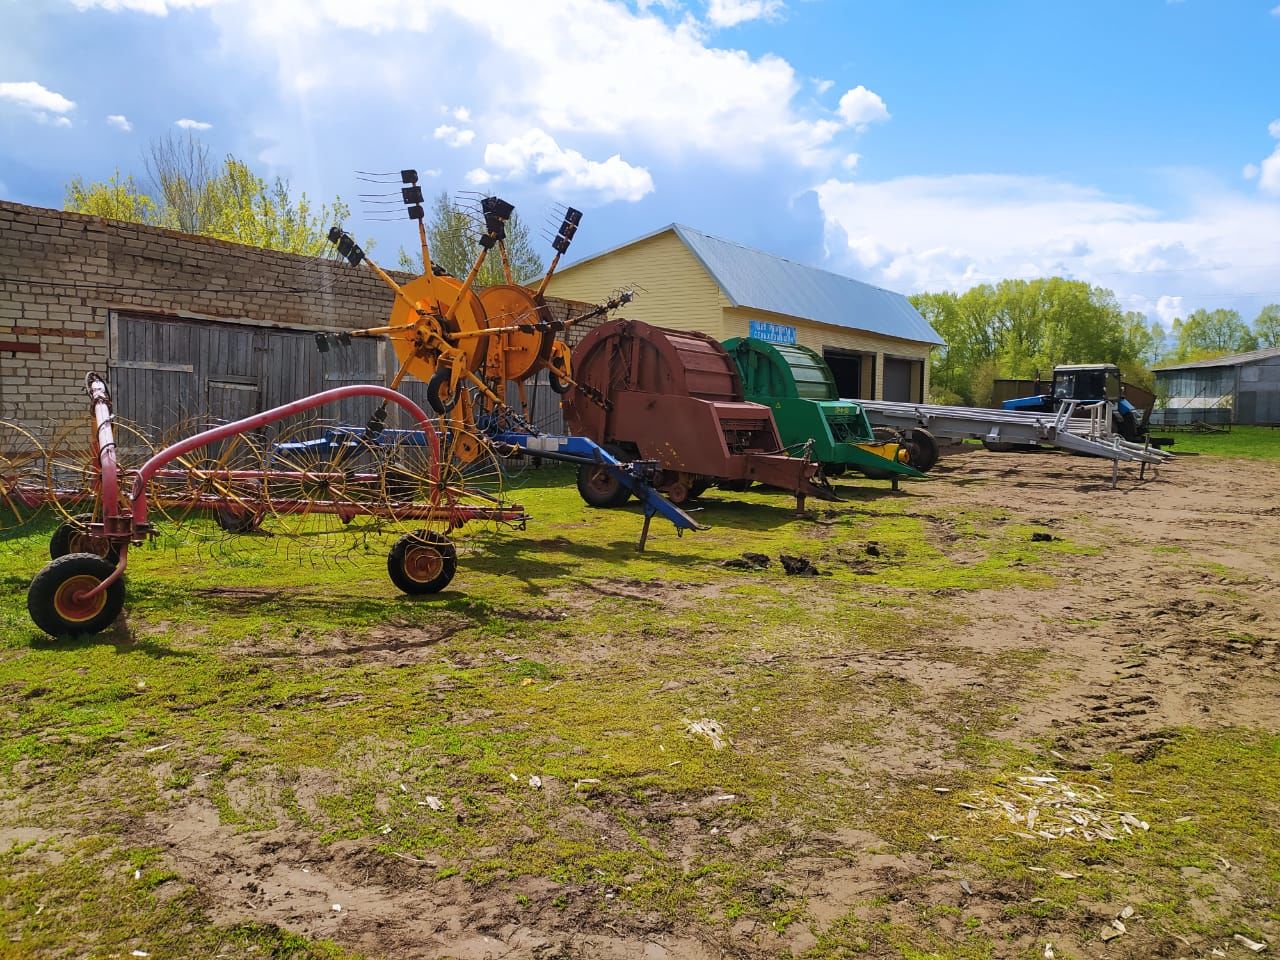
[
  {"xmin": 388, "ymin": 273, "xmax": 488, "ymax": 385},
  {"xmin": 53, "ymin": 574, "xmax": 108, "ymax": 624},
  {"xmin": 403, "ymin": 542, "xmax": 445, "ymax": 583}
]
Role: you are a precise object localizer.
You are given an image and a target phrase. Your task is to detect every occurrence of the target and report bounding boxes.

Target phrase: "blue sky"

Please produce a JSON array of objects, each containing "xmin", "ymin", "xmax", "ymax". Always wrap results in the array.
[{"xmin": 2, "ymin": 0, "xmax": 1279, "ymax": 327}]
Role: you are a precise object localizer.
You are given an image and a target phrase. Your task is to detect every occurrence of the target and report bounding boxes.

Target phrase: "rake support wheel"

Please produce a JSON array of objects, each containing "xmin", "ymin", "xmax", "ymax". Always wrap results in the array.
[
  {"xmin": 28, "ymin": 553, "xmax": 125, "ymax": 637},
  {"xmin": 577, "ymin": 463, "xmax": 631, "ymax": 508},
  {"xmin": 388, "ymin": 530, "xmax": 458, "ymax": 595},
  {"xmin": 49, "ymin": 513, "xmax": 120, "ymax": 564}
]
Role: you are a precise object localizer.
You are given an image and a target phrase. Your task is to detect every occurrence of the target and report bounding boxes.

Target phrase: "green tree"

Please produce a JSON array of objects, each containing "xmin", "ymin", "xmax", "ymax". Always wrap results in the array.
[
  {"xmin": 398, "ymin": 191, "xmax": 544, "ymax": 286},
  {"xmin": 64, "ymin": 134, "xmax": 350, "ymax": 257},
  {"xmin": 912, "ymin": 277, "xmax": 1158, "ymax": 404},
  {"xmin": 1254, "ymin": 304, "xmax": 1280, "ymax": 349},
  {"xmin": 64, "ymin": 170, "xmax": 159, "ymax": 225},
  {"xmin": 1168, "ymin": 308, "xmax": 1257, "ymax": 363}
]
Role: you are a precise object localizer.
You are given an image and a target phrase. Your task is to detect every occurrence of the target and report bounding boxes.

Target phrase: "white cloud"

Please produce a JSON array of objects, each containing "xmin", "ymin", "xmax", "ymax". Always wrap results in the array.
[
  {"xmin": 1272, "ymin": 4, "xmax": 1280, "ymax": 14},
  {"xmin": 471, "ymin": 128, "xmax": 654, "ymax": 203},
  {"xmin": 1250, "ymin": 120, "xmax": 1280, "ymax": 196},
  {"xmin": 433, "ymin": 124, "xmax": 475, "ymax": 147},
  {"xmin": 815, "ymin": 172, "xmax": 1280, "ymax": 323},
  {"xmin": 841, "ymin": 152, "xmax": 860, "ymax": 171},
  {"xmin": 813, "ymin": 78, "xmax": 834, "ymax": 95},
  {"xmin": 106, "ymin": 113, "xmax": 133, "ymax": 132},
  {"xmin": 0, "ymin": 81, "xmax": 76, "ymax": 126},
  {"xmin": 146, "ymin": 0, "xmax": 851, "ymax": 169},
  {"xmin": 175, "ymin": 117, "xmax": 212, "ymax": 130},
  {"xmin": 452, "ymin": 106, "xmax": 470, "ymax": 122},
  {"xmin": 836, "ymin": 85, "xmax": 890, "ymax": 130},
  {"xmin": 70, "ymin": 0, "xmax": 214, "ymax": 12},
  {"xmin": 705, "ymin": 0, "xmax": 783, "ymax": 28}
]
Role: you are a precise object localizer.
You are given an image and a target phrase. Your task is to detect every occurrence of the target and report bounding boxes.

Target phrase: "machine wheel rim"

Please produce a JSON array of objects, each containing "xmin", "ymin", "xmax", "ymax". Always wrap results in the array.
[
  {"xmin": 403, "ymin": 544, "xmax": 445, "ymax": 583},
  {"xmin": 584, "ymin": 467, "xmax": 618, "ymax": 497},
  {"xmin": 52, "ymin": 574, "xmax": 108, "ymax": 623}
]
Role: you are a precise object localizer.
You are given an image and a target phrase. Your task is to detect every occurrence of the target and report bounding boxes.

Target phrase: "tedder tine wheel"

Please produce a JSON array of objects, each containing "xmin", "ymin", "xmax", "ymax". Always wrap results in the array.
[
  {"xmin": 388, "ymin": 530, "xmax": 458, "ymax": 595},
  {"xmin": 28, "ymin": 553, "xmax": 125, "ymax": 637},
  {"xmin": 49, "ymin": 513, "xmax": 120, "ymax": 565}
]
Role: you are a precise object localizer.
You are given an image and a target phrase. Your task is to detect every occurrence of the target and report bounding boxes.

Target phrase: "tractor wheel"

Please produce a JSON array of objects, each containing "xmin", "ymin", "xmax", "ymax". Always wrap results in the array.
[
  {"xmin": 576, "ymin": 463, "xmax": 632, "ymax": 508},
  {"xmin": 28, "ymin": 553, "xmax": 126, "ymax": 637},
  {"xmin": 904, "ymin": 428, "xmax": 940, "ymax": 472},
  {"xmin": 49, "ymin": 514, "xmax": 120, "ymax": 564},
  {"xmin": 387, "ymin": 531, "xmax": 457, "ymax": 595},
  {"xmin": 425, "ymin": 368, "xmax": 459, "ymax": 414},
  {"xmin": 1112, "ymin": 410, "xmax": 1142, "ymax": 443}
]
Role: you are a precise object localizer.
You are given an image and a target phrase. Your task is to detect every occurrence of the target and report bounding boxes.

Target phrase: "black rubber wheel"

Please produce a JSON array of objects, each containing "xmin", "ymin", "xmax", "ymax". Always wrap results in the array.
[
  {"xmin": 982, "ymin": 440, "xmax": 1016, "ymax": 452},
  {"xmin": 871, "ymin": 426, "xmax": 902, "ymax": 444},
  {"xmin": 49, "ymin": 514, "xmax": 120, "ymax": 564},
  {"xmin": 903, "ymin": 428, "xmax": 940, "ymax": 472},
  {"xmin": 425, "ymin": 368, "xmax": 458, "ymax": 414},
  {"xmin": 688, "ymin": 477, "xmax": 711, "ymax": 499},
  {"xmin": 1113, "ymin": 410, "xmax": 1142, "ymax": 443},
  {"xmin": 214, "ymin": 505, "xmax": 260, "ymax": 533},
  {"xmin": 548, "ymin": 365, "xmax": 571, "ymax": 395},
  {"xmin": 577, "ymin": 463, "xmax": 632, "ymax": 508},
  {"xmin": 28, "ymin": 553, "xmax": 126, "ymax": 637},
  {"xmin": 821, "ymin": 464, "xmax": 846, "ymax": 479},
  {"xmin": 719, "ymin": 479, "xmax": 752, "ymax": 493},
  {"xmin": 387, "ymin": 531, "xmax": 457, "ymax": 595}
]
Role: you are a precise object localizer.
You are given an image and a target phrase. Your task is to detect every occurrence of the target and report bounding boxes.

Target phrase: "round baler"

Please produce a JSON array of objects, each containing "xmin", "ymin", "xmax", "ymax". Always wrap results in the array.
[
  {"xmin": 722, "ymin": 337, "xmax": 937, "ymax": 480},
  {"xmin": 562, "ymin": 319, "xmax": 835, "ymax": 507}
]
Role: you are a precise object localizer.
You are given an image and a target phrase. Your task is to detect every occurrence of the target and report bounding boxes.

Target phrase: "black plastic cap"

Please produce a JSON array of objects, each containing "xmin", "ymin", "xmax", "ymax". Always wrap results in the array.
[
  {"xmin": 337, "ymin": 234, "xmax": 354, "ymax": 256},
  {"xmin": 479, "ymin": 233, "xmax": 497, "ymax": 249},
  {"xmin": 564, "ymin": 207, "xmax": 582, "ymax": 225},
  {"xmin": 407, "ymin": 204, "xmax": 424, "ymax": 221},
  {"xmin": 348, "ymin": 245, "xmax": 364, "ymax": 267},
  {"xmin": 400, "ymin": 169, "xmax": 418, "ymax": 183},
  {"xmin": 401, "ymin": 185, "xmax": 423, "ymax": 204},
  {"xmin": 315, "ymin": 333, "xmax": 330, "ymax": 353},
  {"xmin": 552, "ymin": 236, "xmax": 570, "ymax": 254},
  {"xmin": 327, "ymin": 226, "xmax": 343, "ymax": 243}
]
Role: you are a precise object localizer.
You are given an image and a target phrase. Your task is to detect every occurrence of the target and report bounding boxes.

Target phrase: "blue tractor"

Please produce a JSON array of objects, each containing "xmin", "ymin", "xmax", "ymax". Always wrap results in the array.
[{"xmin": 1002, "ymin": 363, "xmax": 1151, "ymax": 443}]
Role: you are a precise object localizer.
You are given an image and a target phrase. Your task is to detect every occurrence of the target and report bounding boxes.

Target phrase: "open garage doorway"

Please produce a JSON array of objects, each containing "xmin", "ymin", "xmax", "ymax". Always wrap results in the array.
[{"xmin": 822, "ymin": 347, "xmax": 874, "ymax": 400}]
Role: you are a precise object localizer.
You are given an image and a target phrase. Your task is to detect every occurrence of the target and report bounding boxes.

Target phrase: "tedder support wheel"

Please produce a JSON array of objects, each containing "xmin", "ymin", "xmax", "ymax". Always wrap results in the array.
[
  {"xmin": 28, "ymin": 553, "xmax": 126, "ymax": 637},
  {"xmin": 576, "ymin": 463, "xmax": 632, "ymax": 508},
  {"xmin": 49, "ymin": 514, "xmax": 120, "ymax": 564},
  {"xmin": 425, "ymin": 368, "xmax": 459, "ymax": 414},
  {"xmin": 388, "ymin": 531, "xmax": 458, "ymax": 595},
  {"xmin": 903, "ymin": 428, "xmax": 940, "ymax": 473}
]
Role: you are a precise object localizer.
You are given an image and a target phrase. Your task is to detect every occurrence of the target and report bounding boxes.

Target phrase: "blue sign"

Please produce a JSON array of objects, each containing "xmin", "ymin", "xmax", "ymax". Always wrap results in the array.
[{"xmin": 748, "ymin": 320, "xmax": 797, "ymax": 345}]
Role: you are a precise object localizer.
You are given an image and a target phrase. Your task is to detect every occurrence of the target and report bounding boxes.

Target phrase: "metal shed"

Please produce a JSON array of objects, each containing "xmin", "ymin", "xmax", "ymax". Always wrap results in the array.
[{"xmin": 1152, "ymin": 347, "xmax": 1280, "ymax": 426}]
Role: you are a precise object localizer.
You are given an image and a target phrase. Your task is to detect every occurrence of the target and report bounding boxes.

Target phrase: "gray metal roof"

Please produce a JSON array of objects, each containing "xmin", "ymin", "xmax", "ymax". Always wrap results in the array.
[
  {"xmin": 1154, "ymin": 346, "xmax": 1280, "ymax": 372},
  {"xmin": 559, "ymin": 223, "xmax": 943, "ymax": 345}
]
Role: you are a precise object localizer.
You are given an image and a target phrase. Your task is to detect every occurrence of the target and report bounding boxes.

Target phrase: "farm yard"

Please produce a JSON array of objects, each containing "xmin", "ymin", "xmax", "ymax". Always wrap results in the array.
[{"xmin": 2, "ymin": 445, "xmax": 1277, "ymax": 960}]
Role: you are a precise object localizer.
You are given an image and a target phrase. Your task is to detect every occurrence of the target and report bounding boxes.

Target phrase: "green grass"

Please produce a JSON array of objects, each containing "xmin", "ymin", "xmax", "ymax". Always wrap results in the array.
[
  {"xmin": 0, "ymin": 468, "xmax": 1274, "ymax": 957},
  {"xmin": 1165, "ymin": 424, "xmax": 1280, "ymax": 460}
]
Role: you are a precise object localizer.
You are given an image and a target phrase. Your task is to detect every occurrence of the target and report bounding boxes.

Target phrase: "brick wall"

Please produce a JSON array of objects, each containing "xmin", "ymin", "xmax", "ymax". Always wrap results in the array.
[{"xmin": 0, "ymin": 200, "xmax": 594, "ymax": 430}]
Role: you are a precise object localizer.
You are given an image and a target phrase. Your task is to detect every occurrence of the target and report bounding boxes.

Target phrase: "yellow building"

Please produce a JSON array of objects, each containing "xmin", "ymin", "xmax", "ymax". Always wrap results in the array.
[{"xmin": 547, "ymin": 224, "xmax": 942, "ymax": 401}]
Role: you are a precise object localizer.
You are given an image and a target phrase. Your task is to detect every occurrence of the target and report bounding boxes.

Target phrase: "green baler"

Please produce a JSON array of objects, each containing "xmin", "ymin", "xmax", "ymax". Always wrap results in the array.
[{"xmin": 722, "ymin": 337, "xmax": 933, "ymax": 482}]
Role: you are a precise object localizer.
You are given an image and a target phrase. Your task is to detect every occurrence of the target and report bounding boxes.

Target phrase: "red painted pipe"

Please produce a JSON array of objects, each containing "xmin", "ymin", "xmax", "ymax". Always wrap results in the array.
[{"xmin": 77, "ymin": 384, "xmax": 441, "ymax": 602}]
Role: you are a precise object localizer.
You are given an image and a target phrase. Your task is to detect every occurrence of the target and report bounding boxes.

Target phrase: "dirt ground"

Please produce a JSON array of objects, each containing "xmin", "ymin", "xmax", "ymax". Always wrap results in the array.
[{"xmin": 4, "ymin": 445, "xmax": 1278, "ymax": 959}]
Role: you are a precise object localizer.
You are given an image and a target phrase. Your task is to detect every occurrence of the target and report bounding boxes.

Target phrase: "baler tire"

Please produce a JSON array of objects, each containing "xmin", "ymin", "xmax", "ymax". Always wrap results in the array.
[
  {"xmin": 689, "ymin": 477, "xmax": 711, "ymax": 499},
  {"xmin": 576, "ymin": 463, "xmax": 632, "ymax": 508},
  {"xmin": 719, "ymin": 479, "xmax": 753, "ymax": 493},
  {"xmin": 426, "ymin": 368, "xmax": 459, "ymax": 414},
  {"xmin": 387, "ymin": 531, "xmax": 457, "ymax": 595},
  {"xmin": 49, "ymin": 515, "xmax": 120, "ymax": 564},
  {"xmin": 28, "ymin": 553, "xmax": 125, "ymax": 637},
  {"xmin": 904, "ymin": 428, "xmax": 939, "ymax": 472}
]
